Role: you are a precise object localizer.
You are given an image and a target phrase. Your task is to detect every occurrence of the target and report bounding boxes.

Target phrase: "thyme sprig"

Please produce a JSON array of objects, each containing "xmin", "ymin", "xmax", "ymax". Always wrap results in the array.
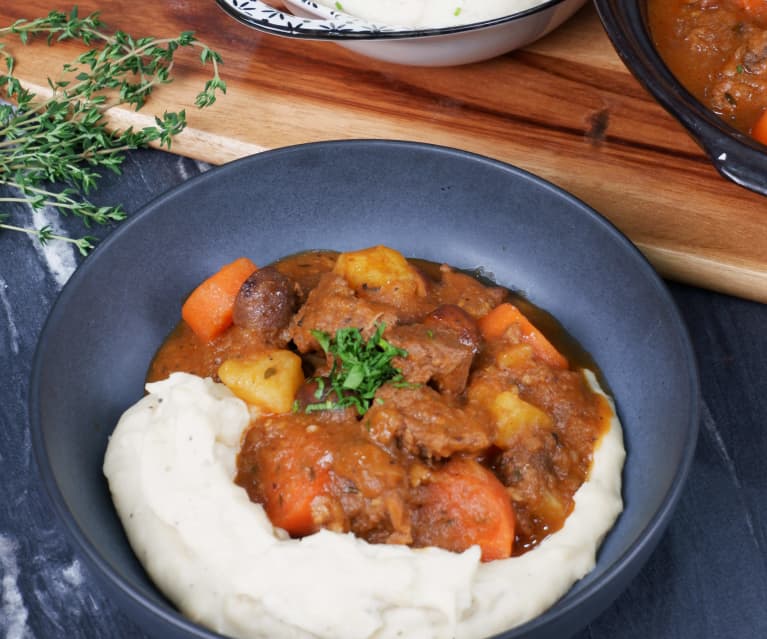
[{"xmin": 0, "ymin": 7, "xmax": 226, "ymax": 254}]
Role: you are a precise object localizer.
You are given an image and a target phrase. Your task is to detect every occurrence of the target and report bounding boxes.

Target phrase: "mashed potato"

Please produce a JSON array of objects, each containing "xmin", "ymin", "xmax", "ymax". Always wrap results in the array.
[
  {"xmin": 104, "ymin": 371, "xmax": 624, "ymax": 639},
  {"xmin": 314, "ymin": 0, "xmax": 548, "ymax": 29}
]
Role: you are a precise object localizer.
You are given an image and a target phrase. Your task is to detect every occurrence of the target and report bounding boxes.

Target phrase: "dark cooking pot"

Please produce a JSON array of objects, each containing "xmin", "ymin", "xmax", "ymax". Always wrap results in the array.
[{"xmin": 593, "ymin": 0, "xmax": 767, "ymax": 197}]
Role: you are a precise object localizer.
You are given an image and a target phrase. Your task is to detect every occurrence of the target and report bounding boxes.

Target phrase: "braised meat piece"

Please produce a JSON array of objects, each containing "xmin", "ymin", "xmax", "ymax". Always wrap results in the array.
[
  {"xmin": 386, "ymin": 323, "xmax": 475, "ymax": 395},
  {"xmin": 435, "ymin": 265, "xmax": 507, "ymax": 318},
  {"xmin": 710, "ymin": 30, "xmax": 767, "ymax": 118},
  {"xmin": 423, "ymin": 304, "xmax": 482, "ymax": 353},
  {"xmin": 236, "ymin": 412, "xmax": 412, "ymax": 544},
  {"xmin": 366, "ymin": 384, "xmax": 493, "ymax": 460},
  {"xmin": 289, "ymin": 273, "xmax": 399, "ymax": 353},
  {"xmin": 490, "ymin": 364, "xmax": 609, "ymax": 549}
]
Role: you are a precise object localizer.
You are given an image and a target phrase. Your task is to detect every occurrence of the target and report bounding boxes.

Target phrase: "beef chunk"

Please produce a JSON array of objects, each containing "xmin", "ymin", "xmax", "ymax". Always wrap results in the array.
[
  {"xmin": 386, "ymin": 323, "xmax": 475, "ymax": 395},
  {"xmin": 289, "ymin": 273, "xmax": 399, "ymax": 353},
  {"xmin": 423, "ymin": 304, "xmax": 481, "ymax": 353},
  {"xmin": 435, "ymin": 265, "xmax": 507, "ymax": 318},
  {"xmin": 366, "ymin": 384, "xmax": 492, "ymax": 460}
]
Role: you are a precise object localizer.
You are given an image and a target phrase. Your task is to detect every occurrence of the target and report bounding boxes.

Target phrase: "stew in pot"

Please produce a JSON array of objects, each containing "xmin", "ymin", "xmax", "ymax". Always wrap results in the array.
[{"xmin": 648, "ymin": 0, "xmax": 767, "ymax": 143}]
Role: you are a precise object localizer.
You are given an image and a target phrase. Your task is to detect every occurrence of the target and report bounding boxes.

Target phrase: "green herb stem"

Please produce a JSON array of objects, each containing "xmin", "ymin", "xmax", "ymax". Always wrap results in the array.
[
  {"xmin": 0, "ymin": 218, "xmax": 95, "ymax": 255},
  {"xmin": 0, "ymin": 7, "xmax": 226, "ymax": 253}
]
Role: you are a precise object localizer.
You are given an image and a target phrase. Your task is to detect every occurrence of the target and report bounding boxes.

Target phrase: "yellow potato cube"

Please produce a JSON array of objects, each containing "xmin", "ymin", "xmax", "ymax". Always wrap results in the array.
[
  {"xmin": 496, "ymin": 343, "xmax": 535, "ymax": 370},
  {"xmin": 333, "ymin": 245, "xmax": 426, "ymax": 298},
  {"xmin": 492, "ymin": 388, "xmax": 553, "ymax": 448},
  {"xmin": 218, "ymin": 350, "xmax": 304, "ymax": 414}
]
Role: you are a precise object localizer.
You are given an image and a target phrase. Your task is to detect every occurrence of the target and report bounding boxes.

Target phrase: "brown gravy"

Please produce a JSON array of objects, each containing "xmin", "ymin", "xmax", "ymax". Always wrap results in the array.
[
  {"xmin": 148, "ymin": 249, "xmax": 611, "ymax": 559},
  {"xmin": 648, "ymin": 0, "xmax": 767, "ymax": 135}
]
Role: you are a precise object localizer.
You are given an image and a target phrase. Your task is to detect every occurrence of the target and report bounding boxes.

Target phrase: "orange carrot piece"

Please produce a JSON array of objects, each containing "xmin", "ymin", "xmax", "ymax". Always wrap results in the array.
[
  {"xmin": 181, "ymin": 257, "xmax": 257, "ymax": 341},
  {"xmin": 262, "ymin": 463, "xmax": 330, "ymax": 537},
  {"xmin": 414, "ymin": 458, "xmax": 515, "ymax": 562},
  {"xmin": 254, "ymin": 429, "xmax": 331, "ymax": 536},
  {"xmin": 477, "ymin": 302, "xmax": 568, "ymax": 369},
  {"xmin": 753, "ymin": 110, "xmax": 767, "ymax": 145}
]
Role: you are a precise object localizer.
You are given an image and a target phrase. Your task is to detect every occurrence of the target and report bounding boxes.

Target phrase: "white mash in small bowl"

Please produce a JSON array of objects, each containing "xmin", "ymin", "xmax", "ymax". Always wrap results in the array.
[
  {"xmin": 309, "ymin": 0, "xmax": 551, "ymax": 29},
  {"xmin": 216, "ymin": 0, "xmax": 590, "ymax": 66},
  {"xmin": 103, "ymin": 371, "xmax": 624, "ymax": 639}
]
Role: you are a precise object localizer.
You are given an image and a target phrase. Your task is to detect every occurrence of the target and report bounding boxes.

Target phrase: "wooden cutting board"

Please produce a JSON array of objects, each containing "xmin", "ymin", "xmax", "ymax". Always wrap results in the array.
[{"xmin": 3, "ymin": 0, "xmax": 766, "ymax": 302}]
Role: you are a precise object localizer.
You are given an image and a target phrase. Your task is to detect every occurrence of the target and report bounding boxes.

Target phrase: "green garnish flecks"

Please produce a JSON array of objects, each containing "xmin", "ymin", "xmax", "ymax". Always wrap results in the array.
[{"xmin": 305, "ymin": 324, "xmax": 407, "ymax": 416}]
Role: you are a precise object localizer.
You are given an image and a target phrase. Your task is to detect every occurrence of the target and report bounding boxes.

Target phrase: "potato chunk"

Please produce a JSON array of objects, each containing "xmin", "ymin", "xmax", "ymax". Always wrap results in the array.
[
  {"xmin": 491, "ymin": 388, "xmax": 553, "ymax": 448},
  {"xmin": 496, "ymin": 343, "xmax": 535, "ymax": 370},
  {"xmin": 333, "ymin": 245, "xmax": 426, "ymax": 300},
  {"xmin": 218, "ymin": 350, "xmax": 304, "ymax": 413}
]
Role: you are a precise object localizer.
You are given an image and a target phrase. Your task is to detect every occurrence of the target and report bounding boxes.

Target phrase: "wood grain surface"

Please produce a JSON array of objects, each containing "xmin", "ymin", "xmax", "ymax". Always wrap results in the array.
[{"xmin": 2, "ymin": 0, "xmax": 766, "ymax": 301}]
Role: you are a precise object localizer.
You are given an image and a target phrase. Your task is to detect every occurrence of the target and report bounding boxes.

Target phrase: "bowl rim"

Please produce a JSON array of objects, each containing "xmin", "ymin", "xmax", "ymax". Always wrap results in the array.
[
  {"xmin": 215, "ymin": 0, "xmax": 581, "ymax": 40},
  {"xmin": 29, "ymin": 139, "xmax": 701, "ymax": 639},
  {"xmin": 593, "ymin": 0, "xmax": 767, "ymax": 197}
]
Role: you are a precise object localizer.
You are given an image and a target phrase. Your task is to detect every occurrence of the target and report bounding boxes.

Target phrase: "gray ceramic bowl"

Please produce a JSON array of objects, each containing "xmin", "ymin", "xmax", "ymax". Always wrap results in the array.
[
  {"xmin": 30, "ymin": 140, "xmax": 699, "ymax": 639},
  {"xmin": 594, "ymin": 0, "xmax": 767, "ymax": 196},
  {"xmin": 215, "ymin": 0, "xmax": 588, "ymax": 66}
]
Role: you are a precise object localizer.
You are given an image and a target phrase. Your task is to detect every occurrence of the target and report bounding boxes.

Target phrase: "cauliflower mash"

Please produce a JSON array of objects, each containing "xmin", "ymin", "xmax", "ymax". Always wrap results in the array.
[
  {"xmin": 103, "ymin": 371, "xmax": 624, "ymax": 639},
  {"xmin": 314, "ymin": 0, "xmax": 548, "ymax": 29}
]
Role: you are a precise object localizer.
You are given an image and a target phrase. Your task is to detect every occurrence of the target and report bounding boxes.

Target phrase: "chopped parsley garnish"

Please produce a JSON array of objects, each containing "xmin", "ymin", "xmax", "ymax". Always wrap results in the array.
[{"xmin": 304, "ymin": 324, "xmax": 407, "ymax": 416}]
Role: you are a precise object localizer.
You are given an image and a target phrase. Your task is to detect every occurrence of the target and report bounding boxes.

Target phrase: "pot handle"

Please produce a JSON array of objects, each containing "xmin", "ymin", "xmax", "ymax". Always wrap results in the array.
[{"xmin": 702, "ymin": 135, "xmax": 767, "ymax": 198}]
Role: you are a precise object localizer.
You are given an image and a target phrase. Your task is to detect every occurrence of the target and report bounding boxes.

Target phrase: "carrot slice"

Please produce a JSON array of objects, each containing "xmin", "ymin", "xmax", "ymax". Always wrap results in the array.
[
  {"xmin": 181, "ymin": 257, "xmax": 257, "ymax": 341},
  {"xmin": 478, "ymin": 302, "xmax": 568, "ymax": 369},
  {"xmin": 413, "ymin": 458, "xmax": 515, "ymax": 562},
  {"xmin": 752, "ymin": 109, "xmax": 767, "ymax": 145},
  {"xmin": 261, "ymin": 460, "xmax": 330, "ymax": 537},
  {"xmin": 254, "ymin": 424, "xmax": 332, "ymax": 536}
]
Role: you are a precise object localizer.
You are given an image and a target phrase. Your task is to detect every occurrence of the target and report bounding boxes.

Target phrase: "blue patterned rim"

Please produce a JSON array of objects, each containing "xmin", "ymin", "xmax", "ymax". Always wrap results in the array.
[{"xmin": 215, "ymin": 0, "xmax": 571, "ymax": 40}]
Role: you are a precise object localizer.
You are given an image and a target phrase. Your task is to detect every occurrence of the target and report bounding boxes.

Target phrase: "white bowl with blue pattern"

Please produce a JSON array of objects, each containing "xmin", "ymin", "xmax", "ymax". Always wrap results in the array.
[{"xmin": 215, "ymin": 0, "xmax": 589, "ymax": 66}]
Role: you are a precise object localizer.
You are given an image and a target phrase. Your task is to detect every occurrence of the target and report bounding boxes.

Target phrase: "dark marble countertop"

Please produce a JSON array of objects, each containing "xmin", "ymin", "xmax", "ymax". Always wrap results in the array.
[{"xmin": 1, "ymin": 148, "xmax": 765, "ymax": 639}]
